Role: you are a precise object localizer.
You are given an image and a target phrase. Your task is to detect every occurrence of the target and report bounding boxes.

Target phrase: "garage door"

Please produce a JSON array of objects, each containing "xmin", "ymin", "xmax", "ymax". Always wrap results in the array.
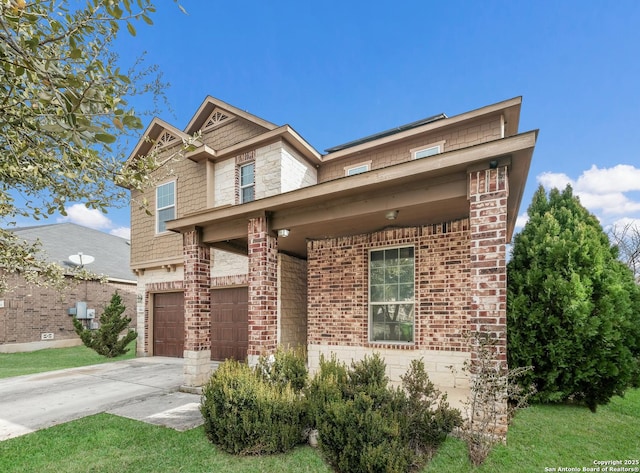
[
  {"xmin": 153, "ymin": 292, "xmax": 184, "ymax": 358},
  {"xmin": 211, "ymin": 287, "xmax": 248, "ymax": 361}
]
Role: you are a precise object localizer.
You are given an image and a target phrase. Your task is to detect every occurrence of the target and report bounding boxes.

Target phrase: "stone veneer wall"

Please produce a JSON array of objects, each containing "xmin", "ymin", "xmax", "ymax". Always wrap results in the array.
[
  {"xmin": 278, "ymin": 253, "xmax": 307, "ymax": 348},
  {"xmin": 306, "ymin": 221, "xmax": 471, "ymax": 390}
]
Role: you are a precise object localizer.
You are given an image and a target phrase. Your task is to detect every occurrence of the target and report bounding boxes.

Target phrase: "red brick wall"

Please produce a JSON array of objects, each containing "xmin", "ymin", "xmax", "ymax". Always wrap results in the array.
[
  {"xmin": 468, "ymin": 166, "xmax": 508, "ymax": 367},
  {"xmin": 247, "ymin": 216, "xmax": 278, "ymax": 357},
  {"xmin": 307, "ymin": 221, "xmax": 471, "ymax": 351},
  {"xmin": 183, "ymin": 229, "xmax": 211, "ymax": 353},
  {"xmin": 0, "ymin": 271, "xmax": 136, "ymax": 345}
]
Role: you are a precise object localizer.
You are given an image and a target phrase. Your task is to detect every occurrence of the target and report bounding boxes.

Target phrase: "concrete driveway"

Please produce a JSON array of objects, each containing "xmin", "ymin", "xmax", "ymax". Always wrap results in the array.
[{"xmin": 0, "ymin": 357, "xmax": 205, "ymax": 441}]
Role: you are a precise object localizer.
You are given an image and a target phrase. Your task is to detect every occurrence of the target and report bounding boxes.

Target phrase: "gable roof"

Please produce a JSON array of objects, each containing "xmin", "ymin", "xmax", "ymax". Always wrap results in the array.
[
  {"xmin": 125, "ymin": 117, "xmax": 200, "ymax": 166},
  {"xmin": 184, "ymin": 96, "xmax": 278, "ymax": 134},
  {"xmin": 9, "ymin": 223, "xmax": 136, "ymax": 282}
]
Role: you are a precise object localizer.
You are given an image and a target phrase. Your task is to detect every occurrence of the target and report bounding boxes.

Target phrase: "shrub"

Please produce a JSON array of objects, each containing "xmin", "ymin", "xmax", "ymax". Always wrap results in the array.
[
  {"xmin": 73, "ymin": 291, "xmax": 137, "ymax": 358},
  {"xmin": 200, "ymin": 358, "xmax": 306, "ymax": 455},
  {"xmin": 457, "ymin": 332, "xmax": 535, "ymax": 466},
  {"xmin": 255, "ymin": 345, "xmax": 308, "ymax": 392},
  {"xmin": 308, "ymin": 353, "xmax": 461, "ymax": 473}
]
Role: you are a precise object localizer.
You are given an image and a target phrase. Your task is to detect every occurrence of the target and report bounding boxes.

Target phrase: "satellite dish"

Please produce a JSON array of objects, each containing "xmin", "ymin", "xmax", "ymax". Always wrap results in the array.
[{"xmin": 69, "ymin": 252, "xmax": 95, "ymax": 266}]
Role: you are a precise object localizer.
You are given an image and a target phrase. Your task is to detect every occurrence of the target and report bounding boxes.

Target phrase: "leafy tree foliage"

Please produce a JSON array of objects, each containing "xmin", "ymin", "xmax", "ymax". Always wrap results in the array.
[
  {"xmin": 73, "ymin": 291, "xmax": 137, "ymax": 357},
  {"xmin": 0, "ymin": 0, "xmax": 176, "ymax": 291},
  {"xmin": 508, "ymin": 185, "xmax": 640, "ymax": 411}
]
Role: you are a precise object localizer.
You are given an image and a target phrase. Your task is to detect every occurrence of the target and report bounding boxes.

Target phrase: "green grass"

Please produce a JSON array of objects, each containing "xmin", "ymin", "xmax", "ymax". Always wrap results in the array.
[
  {"xmin": 1, "ymin": 389, "xmax": 638, "ymax": 473},
  {"xmin": 0, "ymin": 341, "xmax": 136, "ymax": 379}
]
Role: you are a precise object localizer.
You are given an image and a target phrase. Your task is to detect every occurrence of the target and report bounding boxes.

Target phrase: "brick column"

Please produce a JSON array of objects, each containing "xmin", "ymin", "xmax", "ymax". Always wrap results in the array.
[
  {"xmin": 468, "ymin": 166, "xmax": 509, "ymax": 434},
  {"xmin": 247, "ymin": 216, "xmax": 278, "ymax": 365},
  {"xmin": 182, "ymin": 227, "xmax": 211, "ymax": 387}
]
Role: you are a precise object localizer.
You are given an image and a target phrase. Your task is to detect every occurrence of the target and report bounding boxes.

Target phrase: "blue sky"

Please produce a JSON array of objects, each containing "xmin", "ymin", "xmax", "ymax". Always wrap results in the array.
[{"xmin": 31, "ymin": 0, "xmax": 640, "ymax": 239}]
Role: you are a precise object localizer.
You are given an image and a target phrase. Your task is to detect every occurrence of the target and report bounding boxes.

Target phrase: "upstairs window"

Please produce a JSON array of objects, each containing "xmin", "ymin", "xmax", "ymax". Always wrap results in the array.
[
  {"xmin": 156, "ymin": 181, "xmax": 176, "ymax": 233},
  {"xmin": 411, "ymin": 140, "xmax": 446, "ymax": 160},
  {"xmin": 239, "ymin": 162, "xmax": 255, "ymax": 203},
  {"xmin": 369, "ymin": 246, "xmax": 415, "ymax": 343},
  {"xmin": 345, "ymin": 161, "xmax": 371, "ymax": 176}
]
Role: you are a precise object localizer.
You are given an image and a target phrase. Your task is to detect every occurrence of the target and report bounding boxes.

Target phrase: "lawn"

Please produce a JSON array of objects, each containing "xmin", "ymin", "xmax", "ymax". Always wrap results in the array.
[
  {"xmin": 0, "ymin": 341, "xmax": 136, "ymax": 379},
  {"xmin": 1, "ymin": 345, "xmax": 638, "ymax": 471},
  {"xmin": 1, "ymin": 388, "xmax": 638, "ymax": 472}
]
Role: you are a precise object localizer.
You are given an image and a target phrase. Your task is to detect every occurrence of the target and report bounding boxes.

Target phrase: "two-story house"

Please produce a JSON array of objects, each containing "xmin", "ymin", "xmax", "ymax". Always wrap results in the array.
[{"xmin": 127, "ymin": 96, "xmax": 537, "ymax": 423}]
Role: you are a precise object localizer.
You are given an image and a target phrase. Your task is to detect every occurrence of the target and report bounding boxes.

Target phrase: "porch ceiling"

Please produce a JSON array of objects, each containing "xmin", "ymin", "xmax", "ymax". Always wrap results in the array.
[{"xmin": 167, "ymin": 130, "xmax": 537, "ymax": 259}]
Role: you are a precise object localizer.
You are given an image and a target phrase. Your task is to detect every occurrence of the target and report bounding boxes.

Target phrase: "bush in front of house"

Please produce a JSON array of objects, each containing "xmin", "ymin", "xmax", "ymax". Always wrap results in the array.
[
  {"xmin": 200, "ymin": 355, "xmax": 307, "ymax": 455},
  {"xmin": 73, "ymin": 291, "xmax": 137, "ymax": 358},
  {"xmin": 255, "ymin": 345, "xmax": 308, "ymax": 392},
  {"xmin": 307, "ymin": 353, "xmax": 462, "ymax": 473}
]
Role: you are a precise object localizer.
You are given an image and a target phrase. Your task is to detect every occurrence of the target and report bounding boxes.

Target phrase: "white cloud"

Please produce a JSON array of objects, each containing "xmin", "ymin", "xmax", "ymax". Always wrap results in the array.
[
  {"xmin": 575, "ymin": 164, "xmax": 640, "ymax": 194},
  {"xmin": 58, "ymin": 204, "xmax": 112, "ymax": 230},
  {"xmin": 515, "ymin": 212, "xmax": 529, "ymax": 230},
  {"xmin": 537, "ymin": 171, "xmax": 574, "ymax": 190},
  {"xmin": 110, "ymin": 227, "xmax": 131, "ymax": 239},
  {"xmin": 536, "ymin": 164, "xmax": 640, "ymax": 226}
]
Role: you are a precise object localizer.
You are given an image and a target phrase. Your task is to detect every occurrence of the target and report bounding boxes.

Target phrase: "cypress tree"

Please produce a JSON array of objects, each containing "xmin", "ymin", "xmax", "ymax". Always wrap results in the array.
[
  {"xmin": 73, "ymin": 291, "xmax": 138, "ymax": 358},
  {"xmin": 507, "ymin": 185, "xmax": 640, "ymax": 411}
]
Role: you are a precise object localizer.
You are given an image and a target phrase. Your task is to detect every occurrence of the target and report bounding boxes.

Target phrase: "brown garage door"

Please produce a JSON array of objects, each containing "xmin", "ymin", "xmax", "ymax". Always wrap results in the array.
[
  {"xmin": 211, "ymin": 287, "xmax": 248, "ymax": 361},
  {"xmin": 153, "ymin": 292, "xmax": 184, "ymax": 358}
]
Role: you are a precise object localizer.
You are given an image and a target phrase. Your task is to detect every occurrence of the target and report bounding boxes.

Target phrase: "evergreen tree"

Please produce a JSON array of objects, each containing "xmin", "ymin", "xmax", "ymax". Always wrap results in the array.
[
  {"xmin": 73, "ymin": 292, "xmax": 138, "ymax": 358},
  {"xmin": 508, "ymin": 185, "xmax": 640, "ymax": 411}
]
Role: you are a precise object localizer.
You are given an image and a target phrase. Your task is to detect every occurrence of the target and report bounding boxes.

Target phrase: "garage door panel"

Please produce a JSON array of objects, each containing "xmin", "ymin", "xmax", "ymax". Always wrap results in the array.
[
  {"xmin": 211, "ymin": 287, "xmax": 248, "ymax": 362},
  {"xmin": 153, "ymin": 292, "xmax": 184, "ymax": 358}
]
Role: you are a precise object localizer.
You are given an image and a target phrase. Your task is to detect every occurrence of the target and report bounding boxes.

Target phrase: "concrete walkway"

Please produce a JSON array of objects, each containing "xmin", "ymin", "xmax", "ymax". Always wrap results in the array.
[{"xmin": 0, "ymin": 357, "xmax": 205, "ymax": 441}]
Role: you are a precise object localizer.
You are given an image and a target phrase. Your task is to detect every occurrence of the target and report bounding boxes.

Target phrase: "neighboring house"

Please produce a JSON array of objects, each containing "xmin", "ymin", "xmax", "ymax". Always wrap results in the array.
[
  {"xmin": 127, "ymin": 96, "xmax": 537, "ymax": 429},
  {"xmin": 0, "ymin": 223, "xmax": 137, "ymax": 353}
]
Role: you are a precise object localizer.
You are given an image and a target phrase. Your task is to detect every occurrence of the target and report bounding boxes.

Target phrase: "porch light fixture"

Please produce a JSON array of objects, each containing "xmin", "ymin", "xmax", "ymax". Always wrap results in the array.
[
  {"xmin": 385, "ymin": 210, "xmax": 399, "ymax": 220},
  {"xmin": 489, "ymin": 160, "xmax": 499, "ymax": 169},
  {"xmin": 277, "ymin": 229, "xmax": 290, "ymax": 238}
]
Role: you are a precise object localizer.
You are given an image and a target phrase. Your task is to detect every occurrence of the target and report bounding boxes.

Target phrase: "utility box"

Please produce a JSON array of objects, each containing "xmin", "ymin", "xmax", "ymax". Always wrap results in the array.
[{"xmin": 70, "ymin": 301, "xmax": 93, "ymax": 319}]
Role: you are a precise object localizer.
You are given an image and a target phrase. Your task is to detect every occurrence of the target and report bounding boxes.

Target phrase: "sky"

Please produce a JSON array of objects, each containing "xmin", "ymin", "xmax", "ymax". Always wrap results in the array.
[{"xmin": 16, "ymin": 0, "xmax": 640, "ymax": 241}]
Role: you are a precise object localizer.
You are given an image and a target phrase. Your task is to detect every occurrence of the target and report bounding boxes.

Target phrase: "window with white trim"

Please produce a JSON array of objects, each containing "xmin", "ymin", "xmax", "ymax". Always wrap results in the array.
[
  {"xmin": 239, "ymin": 162, "xmax": 255, "ymax": 203},
  {"xmin": 345, "ymin": 161, "xmax": 371, "ymax": 176},
  {"xmin": 156, "ymin": 181, "xmax": 176, "ymax": 233},
  {"xmin": 411, "ymin": 140, "xmax": 446, "ymax": 160},
  {"xmin": 369, "ymin": 246, "xmax": 415, "ymax": 343}
]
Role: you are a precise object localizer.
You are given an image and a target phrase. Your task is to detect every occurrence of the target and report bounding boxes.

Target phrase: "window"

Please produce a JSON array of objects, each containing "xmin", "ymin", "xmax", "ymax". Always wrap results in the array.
[
  {"xmin": 369, "ymin": 246, "xmax": 415, "ymax": 343},
  {"xmin": 156, "ymin": 181, "xmax": 176, "ymax": 233},
  {"xmin": 411, "ymin": 140, "xmax": 446, "ymax": 160},
  {"xmin": 345, "ymin": 161, "xmax": 371, "ymax": 176},
  {"xmin": 239, "ymin": 162, "xmax": 255, "ymax": 203}
]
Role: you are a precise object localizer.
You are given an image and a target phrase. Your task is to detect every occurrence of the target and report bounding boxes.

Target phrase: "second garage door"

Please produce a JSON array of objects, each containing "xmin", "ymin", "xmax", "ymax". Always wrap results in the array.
[
  {"xmin": 211, "ymin": 287, "xmax": 248, "ymax": 361},
  {"xmin": 153, "ymin": 292, "xmax": 184, "ymax": 358}
]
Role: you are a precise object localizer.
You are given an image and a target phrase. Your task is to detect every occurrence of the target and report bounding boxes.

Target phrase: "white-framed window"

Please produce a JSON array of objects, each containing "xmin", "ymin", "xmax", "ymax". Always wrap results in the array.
[
  {"xmin": 369, "ymin": 246, "xmax": 415, "ymax": 343},
  {"xmin": 239, "ymin": 162, "xmax": 255, "ymax": 203},
  {"xmin": 345, "ymin": 161, "xmax": 371, "ymax": 176},
  {"xmin": 411, "ymin": 140, "xmax": 446, "ymax": 160},
  {"xmin": 156, "ymin": 181, "xmax": 176, "ymax": 234}
]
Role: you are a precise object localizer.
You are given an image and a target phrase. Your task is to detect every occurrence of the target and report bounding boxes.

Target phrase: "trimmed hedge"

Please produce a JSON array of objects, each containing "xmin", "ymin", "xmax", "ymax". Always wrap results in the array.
[{"xmin": 200, "ymin": 358, "xmax": 306, "ymax": 455}]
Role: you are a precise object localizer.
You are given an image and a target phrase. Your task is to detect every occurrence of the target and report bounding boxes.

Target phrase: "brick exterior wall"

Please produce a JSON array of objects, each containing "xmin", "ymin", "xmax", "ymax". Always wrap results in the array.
[
  {"xmin": 247, "ymin": 216, "xmax": 278, "ymax": 362},
  {"xmin": 307, "ymin": 222, "xmax": 471, "ymax": 350},
  {"xmin": 318, "ymin": 115, "xmax": 501, "ymax": 182},
  {"xmin": 306, "ymin": 222, "xmax": 473, "ymax": 404},
  {"xmin": 0, "ymin": 271, "xmax": 136, "ymax": 351},
  {"xmin": 468, "ymin": 165, "xmax": 509, "ymax": 435},
  {"xmin": 183, "ymin": 228, "xmax": 212, "ymax": 386}
]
